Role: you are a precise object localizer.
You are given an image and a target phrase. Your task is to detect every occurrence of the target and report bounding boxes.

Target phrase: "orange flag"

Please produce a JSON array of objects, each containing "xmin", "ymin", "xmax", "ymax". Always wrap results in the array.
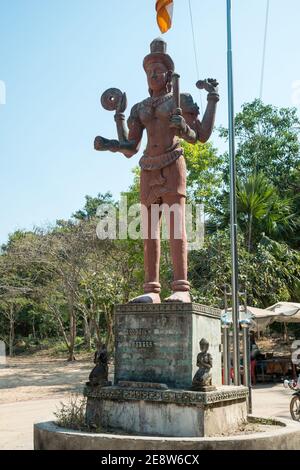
[{"xmin": 156, "ymin": 0, "xmax": 173, "ymax": 33}]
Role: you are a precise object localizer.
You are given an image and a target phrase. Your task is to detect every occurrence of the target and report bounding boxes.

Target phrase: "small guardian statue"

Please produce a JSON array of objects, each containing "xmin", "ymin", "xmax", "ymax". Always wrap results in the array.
[
  {"xmin": 192, "ymin": 338, "xmax": 216, "ymax": 391},
  {"xmin": 86, "ymin": 344, "xmax": 110, "ymax": 388}
]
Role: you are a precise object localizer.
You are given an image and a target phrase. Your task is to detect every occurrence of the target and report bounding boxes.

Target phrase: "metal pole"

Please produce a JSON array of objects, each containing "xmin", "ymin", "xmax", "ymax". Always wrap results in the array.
[
  {"xmin": 247, "ymin": 326, "xmax": 252, "ymax": 413},
  {"xmin": 222, "ymin": 285, "xmax": 232, "ymax": 385},
  {"xmin": 227, "ymin": 0, "xmax": 240, "ymax": 385},
  {"xmin": 224, "ymin": 284, "xmax": 228, "ymax": 311},
  {"xmin": 241, "ymin": 322, "xmax": 252, "ymax": 413},
  {"xmin": 222, "ymin": 326, "xmax": 230, "ymax": 385},
  {"xmin": 242, "ymin": 326, "xmax": 249, "ymax": 388},
  {"xmin": 227, "ymin": 328, "xmax": 232, "ymax": 384}
]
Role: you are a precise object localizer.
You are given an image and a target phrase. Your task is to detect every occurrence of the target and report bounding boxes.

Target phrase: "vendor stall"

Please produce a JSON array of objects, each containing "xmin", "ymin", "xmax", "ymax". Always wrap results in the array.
[{"xmin": 221, "ymin": 303, "xmax": 300, "ymax": 383}]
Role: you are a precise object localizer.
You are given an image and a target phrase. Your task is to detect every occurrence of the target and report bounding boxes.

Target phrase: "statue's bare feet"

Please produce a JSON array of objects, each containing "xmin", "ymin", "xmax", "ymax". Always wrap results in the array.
[
  {"xmin": 164, "ymin": 291, "xmax": 191, "ymax": 303},
  {"xmin": 129, "ymin": 292, "xmax": 161, "ymax": 304}
]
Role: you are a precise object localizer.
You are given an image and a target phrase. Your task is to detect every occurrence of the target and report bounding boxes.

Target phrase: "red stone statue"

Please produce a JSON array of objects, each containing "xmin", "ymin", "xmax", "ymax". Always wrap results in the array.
[{"xmin": 94, "ymin": 38, "xmax": 219, "ymax": 304}]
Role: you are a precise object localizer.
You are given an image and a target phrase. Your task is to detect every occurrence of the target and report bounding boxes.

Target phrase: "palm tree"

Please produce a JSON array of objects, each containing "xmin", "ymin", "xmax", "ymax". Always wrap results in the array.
[{"xmin": 210, "ymin": 173, "xmax": 297, "ymax": 252}]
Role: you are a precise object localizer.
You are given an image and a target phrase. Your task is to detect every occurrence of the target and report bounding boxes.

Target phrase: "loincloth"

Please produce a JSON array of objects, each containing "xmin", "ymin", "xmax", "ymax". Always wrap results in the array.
[{"xmin": 140, "ymin": 148, "xmax": 186, "ymax": 208}]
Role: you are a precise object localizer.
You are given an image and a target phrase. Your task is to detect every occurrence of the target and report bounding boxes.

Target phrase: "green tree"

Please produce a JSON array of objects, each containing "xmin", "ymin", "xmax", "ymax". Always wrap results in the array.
[
  {"xmin": 0, "ymin": 248, "xmax": 33, "ymax": 356},
  {"xmin": 73, "ymin": 192, "xmax": 114, "ymax": 221},
  {"xmin": 219, "ymin": 99, "xmax": 300, "ymax": 194},
  {"xmin": 8, "ymin": 221, "xmax": 102, "ymax": 360},
  {"xmin": 189, "ymin": 231, "xmax": 300, "ymax": 308},
  {"xmin": 182, "ymin": 140, "xmax": 224, "ymax": 212},
  {"xmin": 212, "ymin": 173, "xmax": 297, "ymax": 251},
  {"xmin": 287, "ymin": 166, "xmax": 300, "ymax": 248}
]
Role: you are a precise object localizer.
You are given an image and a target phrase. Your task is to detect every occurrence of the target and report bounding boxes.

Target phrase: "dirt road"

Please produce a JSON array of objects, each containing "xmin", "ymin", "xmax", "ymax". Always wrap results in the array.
[{"xmin": 0, "ymin": 356, "xmax": 91, "ymax": 405}]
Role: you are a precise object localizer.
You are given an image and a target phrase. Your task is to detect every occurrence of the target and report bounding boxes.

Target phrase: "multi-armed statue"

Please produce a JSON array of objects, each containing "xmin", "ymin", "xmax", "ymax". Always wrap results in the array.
[{"xmin": 94, "ymin": 38, "xmax": 219, "ymax": 304}]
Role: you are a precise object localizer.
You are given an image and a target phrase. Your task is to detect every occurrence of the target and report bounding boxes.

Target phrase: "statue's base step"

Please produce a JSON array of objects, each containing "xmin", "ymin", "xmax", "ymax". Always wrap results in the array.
[
  {"xmin": 84, "ymin": 385, "xmax": 248, "ymax": 438},
  {"xmin": 191, "ymin": 385, "xmax": 216, "ymax": 392},
  {"xmin": 118, "ymin": 381, "xmax": 168, "ymax": 390}
]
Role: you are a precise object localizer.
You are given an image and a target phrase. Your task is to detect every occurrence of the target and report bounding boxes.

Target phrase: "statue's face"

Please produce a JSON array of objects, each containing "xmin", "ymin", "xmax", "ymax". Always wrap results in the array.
[{"xmin": 145, "ymin": 62, "xmax": 169, "ymax": 93}]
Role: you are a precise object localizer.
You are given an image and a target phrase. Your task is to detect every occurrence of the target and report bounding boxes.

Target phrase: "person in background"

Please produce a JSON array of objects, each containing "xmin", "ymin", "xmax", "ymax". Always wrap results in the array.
[{"xmin": 250, "ymin": 333, "xmax": 260, "ymax": 385}]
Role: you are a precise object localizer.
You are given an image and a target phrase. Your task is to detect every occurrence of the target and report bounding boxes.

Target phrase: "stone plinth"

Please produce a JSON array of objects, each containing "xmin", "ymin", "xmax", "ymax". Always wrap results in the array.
[
  {"xmin": 84, "ymin": 385, "xmax": 248, "ymax": 437},
  {"xmin": 114, "ymin": 303, "xmax": 222, "ymax": 389}
]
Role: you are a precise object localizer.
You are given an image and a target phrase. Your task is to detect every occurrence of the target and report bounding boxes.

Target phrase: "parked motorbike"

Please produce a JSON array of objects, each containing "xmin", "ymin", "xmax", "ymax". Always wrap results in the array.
[{"xmin": 283, "ymin": 377, "xmax": 300, "ymax": 422}]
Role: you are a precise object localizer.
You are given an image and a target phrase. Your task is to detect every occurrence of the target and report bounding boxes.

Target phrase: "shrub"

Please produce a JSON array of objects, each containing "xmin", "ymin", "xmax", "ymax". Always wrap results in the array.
[{"xmin": 54, "ymin": 395, "xmax": 87, "ymax": 431}]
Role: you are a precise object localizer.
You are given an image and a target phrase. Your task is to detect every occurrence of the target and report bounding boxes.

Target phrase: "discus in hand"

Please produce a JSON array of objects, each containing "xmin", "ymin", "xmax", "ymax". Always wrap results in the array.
[{"xmin": 101, "ymin": 88, "xmax": 127, "ymax": 113}]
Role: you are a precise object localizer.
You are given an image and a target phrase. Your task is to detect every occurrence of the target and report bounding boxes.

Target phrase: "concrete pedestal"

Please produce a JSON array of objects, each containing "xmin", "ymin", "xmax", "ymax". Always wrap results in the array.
[
  {"xmin": 84, "ymin": 385, "xmax": 248, "ymax": 437},
  {"xmin": 114, "ymin": 303, "xmax": 222, "ymax": 389},
  {"xmin": 83, "ymin": 302, "xmax": 248, "ymax": 438}
]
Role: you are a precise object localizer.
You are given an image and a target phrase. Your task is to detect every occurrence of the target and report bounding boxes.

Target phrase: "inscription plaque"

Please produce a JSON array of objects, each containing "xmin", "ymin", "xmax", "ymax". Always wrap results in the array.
[
  {"xmin": 133, "ymin": 341, "xmax": 154, "ymax": 348},
  {"xmin": 127, "ymin": 328, "xmax": 151, "ymax": 336}
]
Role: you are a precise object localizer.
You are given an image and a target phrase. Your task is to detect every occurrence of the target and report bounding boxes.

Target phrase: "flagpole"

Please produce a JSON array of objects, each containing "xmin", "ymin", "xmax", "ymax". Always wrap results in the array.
[{"xmin": 226, "ymin": 0, "xmax": 240, "ymax": 385}]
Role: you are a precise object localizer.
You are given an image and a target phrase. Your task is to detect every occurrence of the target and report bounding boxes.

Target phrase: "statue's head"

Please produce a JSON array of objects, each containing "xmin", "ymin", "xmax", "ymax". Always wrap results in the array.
[
  {"xmin": 143, "ymin": 38, "xmax": 174, "ymax": 96},
  {"xmin": 199, "ymin": 338, "xmax": 209, "ymax": 352}
]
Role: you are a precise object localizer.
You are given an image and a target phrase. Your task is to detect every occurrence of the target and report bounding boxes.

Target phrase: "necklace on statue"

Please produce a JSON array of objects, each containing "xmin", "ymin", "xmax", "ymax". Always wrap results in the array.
[{"xmin": 147, "ymin": 93, "xmax": 173, "ymax": 109}]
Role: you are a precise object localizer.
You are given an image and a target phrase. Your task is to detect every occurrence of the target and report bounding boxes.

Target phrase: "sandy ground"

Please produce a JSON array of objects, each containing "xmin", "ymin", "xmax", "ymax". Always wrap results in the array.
[
  {"xmin": 0, "ymin": 356, "xmax": 92, "ymax": 405},
  {"xmin": 0, "ymin": 355, "xmax": 298, "ymax": 450}
]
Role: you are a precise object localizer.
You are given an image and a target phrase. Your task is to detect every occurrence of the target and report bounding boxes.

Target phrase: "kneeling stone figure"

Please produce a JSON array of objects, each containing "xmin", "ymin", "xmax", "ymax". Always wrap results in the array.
[{"xmin": 192, "ymin": 338, "xmax": 216, "ymax": 391}]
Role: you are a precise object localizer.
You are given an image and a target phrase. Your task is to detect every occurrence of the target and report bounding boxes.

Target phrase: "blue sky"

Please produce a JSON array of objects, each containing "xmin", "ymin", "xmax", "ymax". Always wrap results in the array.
[{"xmin": 1, "ymin": 0, "xmax": 300, "ymax": 244}]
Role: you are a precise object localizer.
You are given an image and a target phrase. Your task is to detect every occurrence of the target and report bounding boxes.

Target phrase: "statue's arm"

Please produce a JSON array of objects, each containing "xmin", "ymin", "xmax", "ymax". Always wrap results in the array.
[
  {"xmin": 122, "ymin": 109, "xmax": 144, "ymax": 158},
  {"xmin": 179, "ymin": 112, "xmax": 198, "ymax": 144},
  {"xmin": 205, "ymin": 354, "xmax": 213, "ymax": 369},
  {"xmin": 208, "ymin": 354, "xmax": 213, "ymax": 369},
  {"xmin": 196, "ymin": 79, "xmax": 219, "ymax": 143},
  {"xmin": 196, "ymin": 97, "xmax": 218, "ymax": 143},
  {"xmin": 171, "ymin": 82, "xmax": 218, "ymax": 145},
  {"xmin": 171, "ymin": 96, "xmax": 198, "ymax": 144},
  {"xmin": 94, "ymin": 104, "xmax": 143, "ymax": 158}
]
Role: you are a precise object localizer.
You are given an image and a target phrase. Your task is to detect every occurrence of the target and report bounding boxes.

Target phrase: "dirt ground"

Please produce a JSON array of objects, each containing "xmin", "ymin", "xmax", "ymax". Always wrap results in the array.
[{"xmin": 0, "ymin": 355, "xmax": 92, "ymax": 405}]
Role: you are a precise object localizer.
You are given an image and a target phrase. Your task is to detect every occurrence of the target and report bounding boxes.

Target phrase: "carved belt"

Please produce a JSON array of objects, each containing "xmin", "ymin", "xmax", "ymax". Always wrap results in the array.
[{"xmin": 139, "ymin": 146, "xmax": 183, "ymax": 171}]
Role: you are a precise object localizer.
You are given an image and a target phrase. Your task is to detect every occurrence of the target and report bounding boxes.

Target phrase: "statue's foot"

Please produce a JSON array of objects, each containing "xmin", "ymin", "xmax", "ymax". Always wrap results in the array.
[
  {"xmin": 164, "ymin": 291, "xmax": 191, "ymax": 303},
  {"xmin": 129, "ymin": 292, "xmax": 161, "ymax": 304}
]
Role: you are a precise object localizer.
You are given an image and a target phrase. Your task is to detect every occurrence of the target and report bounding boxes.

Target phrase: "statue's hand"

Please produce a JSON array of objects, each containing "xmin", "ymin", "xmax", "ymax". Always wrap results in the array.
[
  {"xmin": 94, "ymin": 136, "xmax": 106, "ymax": 151},
  {"xmin": 94, "ymin": 136, "xmax": 120, "ymax": 152},
  {"xmin": 169, "ymin": 113, "xmax": 186, "ymax": 133},
  {"xmin": 196, "ymin": 78, "xmax": 219, "ymax": 94}
]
